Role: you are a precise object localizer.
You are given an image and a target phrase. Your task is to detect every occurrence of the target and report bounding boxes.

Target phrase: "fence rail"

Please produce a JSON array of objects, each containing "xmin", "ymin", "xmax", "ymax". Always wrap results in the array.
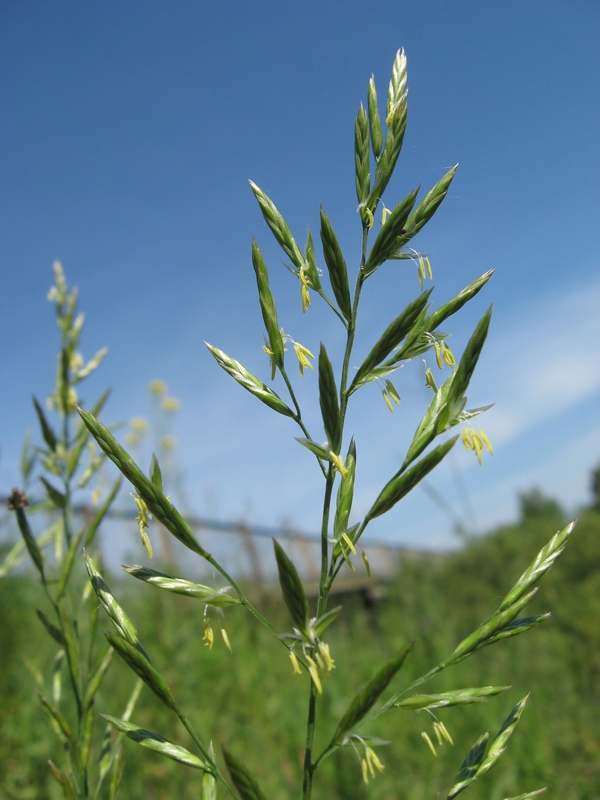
[{"xmin": 1, "ymin": 496, "xmax": 446, "ymax": 589}]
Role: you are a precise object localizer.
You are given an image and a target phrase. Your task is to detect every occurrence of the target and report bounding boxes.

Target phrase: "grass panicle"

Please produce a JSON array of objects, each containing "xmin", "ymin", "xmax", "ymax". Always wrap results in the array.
[{"xmin": 4, "ymin": 49, "xmax": 579, "ymax": 800}]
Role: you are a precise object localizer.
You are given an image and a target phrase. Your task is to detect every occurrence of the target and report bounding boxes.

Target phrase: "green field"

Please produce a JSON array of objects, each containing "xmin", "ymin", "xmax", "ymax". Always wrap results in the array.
[{"xmin": 2, "ymin": 488, "xmax": 598, "ymax": 799}]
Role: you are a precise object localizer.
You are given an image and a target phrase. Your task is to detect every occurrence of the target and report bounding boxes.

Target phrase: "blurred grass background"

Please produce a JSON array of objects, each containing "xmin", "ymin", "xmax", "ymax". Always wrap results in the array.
[{"xmin": 1, "ymin": 486, "xmax": 598, "ymax": 799}]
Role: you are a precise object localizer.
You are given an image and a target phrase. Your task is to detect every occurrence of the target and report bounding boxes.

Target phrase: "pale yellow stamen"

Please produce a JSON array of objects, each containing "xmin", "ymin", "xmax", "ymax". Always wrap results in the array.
[
  {"xmin": 289, "ymin": 651, "xmax": 302, "ymax": 674},
  {"xmin": 385, "ymin": 380, "xmax": 400, "ymax": 406},
  {"xmin": 263, "ymin": 344, "xmax": 276, "ymax": 380},
  {"xmin": 131, "ymin": 494, "xmax": 153, "ymax": 559},
  {"xmin": 220, "ymin": 627, "xmax": 233, "ymax": 654},
  {"xmin": 306, "ymin": 656, "xmax": 322, "ymax": 694},
  {"xmin": 441, "ymin": 342, "xmax": 455, "ymax": 367},
  {"xmin": 341, "ymin": 531, "xmax": 357, "ymax": 555},
  {"xmin": 462, "ymin": 427, "xmax": 493, "ymax": 465},
  {"xmin": 436, "ymin": 720, "xmax": 454, "ymax": 745},
  {"xmin": 361, "ymin": 758, "xmax": 369, "ymax": 784},
  {"xmin": 478, "ymin": 428, "xmax": 494, "ymax": 455},
  {"xmin": 365, "ymin": 746, "xmax": 385, "ymax": 775},
  {"xmin": 299, "ymin": 267, "xmax": 311, "ymax": 313},
  {"xmin": 293, "ymin": 342, "xmax": 315, "ymax": 377},
  {"xmin": 425, "ymin": 368, "xmax": 437, "ymax": 392},
  {"xmin": 340, "ymin": 545, "xmax": 356, "ymax": 572},
  {"xmin": 316, "ymin": 642, "xmax": 335, "ymax": 673},
  {"xmin": 203, "ymin": 622, "xmax": 214, "ymax": 650},
  {"xmin": 361, "ymin": 550, "xmax": 371, "ymax": 577},
  {"xmin": 421, "ymin": 731, "xmax": 437, "ymax": 756},
  {"xmin": 417, "ymin": 255, "xmax": 433, "ymax": 290},
  {"xmin": 329, "ymin": 451, "xmax": 348, "ymax": 478}
]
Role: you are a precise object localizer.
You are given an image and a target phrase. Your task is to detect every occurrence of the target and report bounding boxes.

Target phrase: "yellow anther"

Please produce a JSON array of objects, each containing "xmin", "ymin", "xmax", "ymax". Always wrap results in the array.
[
  {"xmin": 131, "ymin": 494, "xmax": 153, "ymax": 559},
  {"xmin": 316, "ymin": 642, "xmax": 335, "ymax": 673},
  {"xmin": 220, "ymin": 627, "xmax": 233, "ymax": 654},
  {"xmin": 289, "ymin": 651, "xmax": 302, "ymax": 674},
  {"xmin": 293, "ymin": 341, "xmax": 315, "ymax": 377},
  {"xmin": 382, "ymin": 379, "xmax": 400, "ymax": 413},
  {"xmin": 203, "ymin": 621, "xmax": 214, "ymax": 650},
  {"xmin": 462, "ymin": 427, "xmax": 493, "ymax": 465},
  {"xmin": 361, "ymin": 758, "xmax": 369, "ymax": 784},
  {"xmin": 385, "ymin": 380, "xmax": 401, "ymax": 406},
  {"xmin": 306, "ymin": 655, "xmax": 322, "ymax": 694},
  {"xmin": 299, "ymin": 266, "xmax": 311, "ymax": 313},
  {"xmin": 329, "ymin": 451, "xmax": 349, "ymax": 478},
  {"xmin": 425, "ymin": 368, "xmax": 437, "ymax": 392},
  {"xmin": 478, "ymin": 428, "xmax": 494, "ymax": 455},
  {"xmin": 361, "ymin": 550, "xmax": 371, "ymax": 577},
  {"xmin": 263, "ymin": 344, "xmax": 276, "ymax": 380},
  {"xmin": 341, "ymin": 531, "xmax": 357, "ymax": 555},
  {"xmin": 416, "ymin": 254, "xmax": 433, "ymax": 289},
  {"xmin": 441, "ymin": 342, "xmax": 455, "ymax": 367},
  {"xmin": 365, "ymin": 746, "xmax": 384, "ymax": 774},
  {"xmin": 437, "ymin": 720, "xmax": 454, "ymax": 745},
  {"xmin": 340, "ymin": 545, "xmax": 356, "ymax": 571},
  {"xmin": 421, "ymin": 731, "xmax": 437, "ymax": 756}
]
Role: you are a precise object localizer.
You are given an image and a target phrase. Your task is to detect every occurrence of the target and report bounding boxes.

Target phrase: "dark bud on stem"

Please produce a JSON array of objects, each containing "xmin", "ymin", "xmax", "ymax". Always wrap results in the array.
[{"xmin": 7, "ymin": 488, "xmax": 28, "ymax": 511}]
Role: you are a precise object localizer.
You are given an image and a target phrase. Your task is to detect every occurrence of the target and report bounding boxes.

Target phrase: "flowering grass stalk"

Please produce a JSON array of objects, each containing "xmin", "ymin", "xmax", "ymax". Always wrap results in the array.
[
  {"xmin": 3, "ymin": 263, "xmax": 142, "ymax": 798},
  {"xmin": 75, "ymin": 50, "xmax": 574, "ymax": 799}
]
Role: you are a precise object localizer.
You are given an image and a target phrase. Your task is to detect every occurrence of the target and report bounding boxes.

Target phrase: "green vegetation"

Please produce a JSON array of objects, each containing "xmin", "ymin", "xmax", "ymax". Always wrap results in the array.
[
  {"xmin": 2, "ymin": 489, "xmax": 598, "ymax": 798},
  {"xmin": 2, "ymin": 46, "xmax": 596, "ymax": 799}
]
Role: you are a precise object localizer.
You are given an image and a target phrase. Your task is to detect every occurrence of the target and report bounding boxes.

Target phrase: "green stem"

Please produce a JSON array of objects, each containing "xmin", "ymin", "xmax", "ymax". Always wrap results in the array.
[
  {"xmin": 317, "ymin": 288, "xmax": 349, "ymax": 327},
  {"xmin": 367, "ymin": 664, "xmax": 443, "ymax": 725},
  {"xmin": 200, "ymin": 555, "xmax": 277, "ymax": 634},
  {"xmin": 303, "ymin": 226, "xmax": 372, "ymax": 800},
  {"xmin": 178, "ymin": 712, "xmax": 237, "ymax": 799},
  {"xmin": 327, "ymin": 517, "xmax": 369, "ymax": 587},
  {"xmin": 317, "ymin": 472, "xmax": 335, "ymax": 618},
  {"xmin": 44, "ymin": 377, "xmax": 89, "ymax": 794},
  {"xmin": 339, "ymin": 226, "xmax": 370, "ymax": 420},
  {"xmin": 302, "ymin": 468, "xmax": 335, "ymax": 797},
  {"xmin": 302, "ymin": 683, "xmax": 319, "ymax": 800},
  {"xmin": 240, "ymin": 595, "xmax": 277, "ymax": 633},
  {"xmin": 312, "ymin": 663, "xmax": 446, "ymax": 772},
  {"xmin": 280, "ymin": 365, "xmax": 328, "ymax": 479},
  {"xmin": 325, "ymin": 227, "xmax": 370, "ymax": 587}
]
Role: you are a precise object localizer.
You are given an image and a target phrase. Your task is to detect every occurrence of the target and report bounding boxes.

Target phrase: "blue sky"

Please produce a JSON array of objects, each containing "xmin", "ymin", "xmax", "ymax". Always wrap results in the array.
[{"xmin": 2, "ymin": 1, "xmax": 599, "ymax": 552}]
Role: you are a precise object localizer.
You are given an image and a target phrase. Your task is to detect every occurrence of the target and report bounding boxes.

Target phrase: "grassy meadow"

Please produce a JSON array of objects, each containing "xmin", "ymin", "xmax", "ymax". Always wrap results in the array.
[{"xmin": 1, "ymin": 489, "xmax": 598, "ymax": 798}]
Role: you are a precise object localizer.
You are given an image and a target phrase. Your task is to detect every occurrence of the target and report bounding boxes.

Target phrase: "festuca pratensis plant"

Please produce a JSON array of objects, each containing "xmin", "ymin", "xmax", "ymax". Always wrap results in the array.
[
  {"xmin": 76, "ymin": 50, "xmax": 574, "ymax": 799},
  {"xmin": 4, "ymin": 262, "xmax": 143, "ymax": 798}
]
